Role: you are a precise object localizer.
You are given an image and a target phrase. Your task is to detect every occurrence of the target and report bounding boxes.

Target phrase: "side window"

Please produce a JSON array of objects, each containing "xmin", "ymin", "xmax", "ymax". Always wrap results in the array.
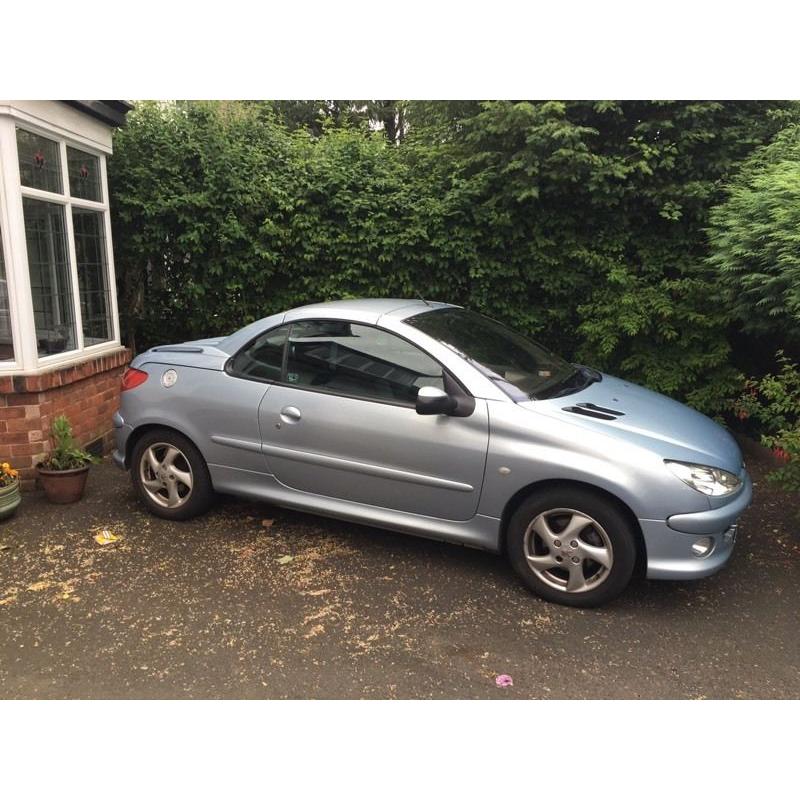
[
  {"xmin": 286, "ymin": 320, "xmax": 444, "ymax": 404},
  {"xmin": 230, "ymin": 324, "xmax": 289, "ymax": 381}
]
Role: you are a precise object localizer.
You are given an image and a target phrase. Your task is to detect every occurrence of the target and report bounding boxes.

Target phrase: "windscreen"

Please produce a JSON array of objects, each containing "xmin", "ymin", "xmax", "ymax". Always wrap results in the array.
[{"xmin": 406, "ymin": 308, "xmax": 577, "ymax": 400}]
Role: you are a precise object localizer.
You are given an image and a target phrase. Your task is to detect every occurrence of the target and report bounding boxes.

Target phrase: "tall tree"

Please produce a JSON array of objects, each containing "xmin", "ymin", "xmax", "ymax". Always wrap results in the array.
[{"xmin": 270, "ymin": 100, "xmax": 369, "ymax": 136}]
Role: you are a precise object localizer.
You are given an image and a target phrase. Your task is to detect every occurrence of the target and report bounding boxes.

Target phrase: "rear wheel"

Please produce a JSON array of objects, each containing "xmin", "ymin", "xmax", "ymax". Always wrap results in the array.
[
  {"xmin": 507, "ymin": 487, "xmax": 637, "ymax": 608},
  {"xmin": 131, "ymin": 429, "xmax": 214, "ymax": 520}
]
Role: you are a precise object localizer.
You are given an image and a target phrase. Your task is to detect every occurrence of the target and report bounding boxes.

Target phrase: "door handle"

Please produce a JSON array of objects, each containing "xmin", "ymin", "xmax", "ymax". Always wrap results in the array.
[{"xmin": 279, "ymin": 406, "xmax": 302, "ymax": 424}]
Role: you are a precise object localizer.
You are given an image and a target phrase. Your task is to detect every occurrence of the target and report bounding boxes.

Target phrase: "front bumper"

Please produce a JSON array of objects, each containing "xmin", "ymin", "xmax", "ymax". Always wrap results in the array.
[{"xmin": 640, "ymin": 473, "xmax": 752, "ymax": 580}]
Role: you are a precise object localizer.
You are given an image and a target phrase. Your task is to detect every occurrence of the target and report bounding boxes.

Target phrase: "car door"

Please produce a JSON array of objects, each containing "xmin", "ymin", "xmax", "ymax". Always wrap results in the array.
[{"xmin": 255, "ymin": 319, "xmax": 489, "ymax": 521}]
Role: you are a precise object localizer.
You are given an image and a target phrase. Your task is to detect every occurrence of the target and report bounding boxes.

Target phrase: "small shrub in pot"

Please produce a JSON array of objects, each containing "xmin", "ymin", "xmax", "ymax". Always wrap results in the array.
[{"xmin": 37, "ymin": 416, "xmax": 99, "ymax": 504}]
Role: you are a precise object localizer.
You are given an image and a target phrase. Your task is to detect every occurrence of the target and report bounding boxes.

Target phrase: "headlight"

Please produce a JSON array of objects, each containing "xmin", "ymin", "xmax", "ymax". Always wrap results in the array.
[{"xmin": 665, "ymin": 461, "xmax": 741, "ymax": 496}]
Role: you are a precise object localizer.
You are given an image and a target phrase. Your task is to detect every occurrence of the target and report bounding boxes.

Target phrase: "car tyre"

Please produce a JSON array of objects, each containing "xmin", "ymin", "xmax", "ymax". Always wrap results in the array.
[
  {"xmin": 507, "ymin": 487, "xmax": 637, "ymax": 608},
  {"xmin": 131, "ymin": 428, "xmax": 214, "ymax": 521}
]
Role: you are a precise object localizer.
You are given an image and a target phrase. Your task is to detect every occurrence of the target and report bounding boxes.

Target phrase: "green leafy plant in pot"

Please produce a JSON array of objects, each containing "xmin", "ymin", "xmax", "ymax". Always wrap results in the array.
[
  {"xmin": 0, "ymin": 460, "xmax": 21, "ymax": 520},
  {"xmin": 37, "ymin": 415, "xmax": 99, "ymax": 504}
]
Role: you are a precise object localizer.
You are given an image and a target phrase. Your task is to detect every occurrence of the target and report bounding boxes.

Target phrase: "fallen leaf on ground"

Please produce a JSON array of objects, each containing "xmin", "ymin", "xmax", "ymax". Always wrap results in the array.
[
  {"xmin": 94, "ymin": 530, "xmax": 121, "ymax": 546},
  {"xmin": 261, "ymin": 519, "xmax": 274, "ymax": 528},
  {"xmin": 27, "ymin": 581, "xmax": 52, "ymax": 592},
  {"xmin": 276, "ymin": 555, "xmax": 294, "ymax": 565},
  {"xmin": 495, "ymin": 674, "xmax": 514, "ymax": 688}
]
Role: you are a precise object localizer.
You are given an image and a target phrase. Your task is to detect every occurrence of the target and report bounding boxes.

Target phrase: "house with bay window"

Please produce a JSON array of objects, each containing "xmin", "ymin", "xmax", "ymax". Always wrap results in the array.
[{"xmin": 0, "ymin": 100, "xmax": 132, "ymax": 489}]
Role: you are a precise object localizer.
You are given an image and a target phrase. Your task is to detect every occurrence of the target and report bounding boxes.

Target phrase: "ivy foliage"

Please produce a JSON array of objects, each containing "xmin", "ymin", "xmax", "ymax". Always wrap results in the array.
[{"xmin": 108, "ymin": 100, "xmax": 797, "ymax": 410}]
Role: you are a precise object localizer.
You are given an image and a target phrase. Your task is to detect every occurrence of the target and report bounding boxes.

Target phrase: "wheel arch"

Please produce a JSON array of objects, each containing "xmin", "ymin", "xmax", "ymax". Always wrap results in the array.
[
  {"xmin": 124, "ymin": 422, "xmax": 201, "ymax": 469},
  {"xmin": 499, "ymin": 479, "xmax": 647, "ymax": 572}
]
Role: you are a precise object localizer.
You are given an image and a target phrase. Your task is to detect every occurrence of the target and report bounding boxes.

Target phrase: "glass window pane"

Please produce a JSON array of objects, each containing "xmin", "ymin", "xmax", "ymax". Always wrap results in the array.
[
  {"xmin": 72, "ymin": 209, "xmax": 113, "ymax": 345},
  {"xmin": 67, "ymin": 147, "xmax": 102, "ymax": 202},
  {"xmin": 0, "ymin": 223, "xmax": 14, "ymax": 363},
  {"xmin": 406, "ymin": 307, "xmax": 576, "ymax": 401},
  {"xmin": 22, "ymin": 198, "xmax": 76, "ymax": 356},
  {"xmin": 231, "ymin": 325, "xmax": 289, "ymax": 381},
  {"xmin": 17, "ymin": 129, "xmax": 63, "ymax": 194},
  {"xmin": 286, "ymin": 321, "xmax": 444, "ymax": 404}
]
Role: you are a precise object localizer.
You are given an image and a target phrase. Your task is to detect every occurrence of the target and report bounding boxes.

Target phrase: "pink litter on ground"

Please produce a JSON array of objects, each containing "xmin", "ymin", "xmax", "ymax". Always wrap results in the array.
[{"xmin": 495, "ymin": 674, "xmax": 513, "ymax": 687}]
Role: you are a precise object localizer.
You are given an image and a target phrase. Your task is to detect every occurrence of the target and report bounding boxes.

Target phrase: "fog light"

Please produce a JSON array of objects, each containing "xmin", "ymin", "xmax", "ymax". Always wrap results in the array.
[{"xmin": 691, "ymin": 536, "xmax": 714, "ymax": 558}]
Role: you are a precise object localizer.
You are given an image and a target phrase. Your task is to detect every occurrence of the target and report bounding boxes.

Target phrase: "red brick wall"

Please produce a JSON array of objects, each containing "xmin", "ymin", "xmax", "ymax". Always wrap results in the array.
[{"xmin": 0, "ymin": 348, "xmax": 131, "ymax": 490}]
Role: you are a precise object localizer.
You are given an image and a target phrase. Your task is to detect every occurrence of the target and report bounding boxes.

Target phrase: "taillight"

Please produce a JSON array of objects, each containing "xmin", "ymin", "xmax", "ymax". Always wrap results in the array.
[{"xmin": 121, "ymin": 367, "xmax": 148, "ymax": 391}]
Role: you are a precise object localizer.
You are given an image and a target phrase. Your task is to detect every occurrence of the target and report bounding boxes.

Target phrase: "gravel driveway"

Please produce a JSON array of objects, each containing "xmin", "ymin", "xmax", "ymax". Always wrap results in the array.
[{"xmin": 0, "ymin": 457, "xmax": 797, "ymax": 698}]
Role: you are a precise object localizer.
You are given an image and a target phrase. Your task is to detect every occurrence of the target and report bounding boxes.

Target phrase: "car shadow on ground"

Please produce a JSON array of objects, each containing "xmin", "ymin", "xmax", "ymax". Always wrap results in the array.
[{"xmin": 210, "ymin": 487, "xmax": 705, "ymax": 614}]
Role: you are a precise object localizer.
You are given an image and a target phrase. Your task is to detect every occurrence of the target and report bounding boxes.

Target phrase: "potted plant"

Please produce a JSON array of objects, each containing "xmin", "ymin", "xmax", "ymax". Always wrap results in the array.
[
  {"xmin": 0, "ymin": 461, "xmax": 21, "ymax": 520},
  {"xmin": 37, "ymin": 415, "xmax": 99, "ymax": 504}
]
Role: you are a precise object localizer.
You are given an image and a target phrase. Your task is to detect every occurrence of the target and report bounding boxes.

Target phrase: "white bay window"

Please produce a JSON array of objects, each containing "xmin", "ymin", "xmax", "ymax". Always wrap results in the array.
[{"xmin": 0, "ymin": 101, "xmax": 124, "ymax": 374}]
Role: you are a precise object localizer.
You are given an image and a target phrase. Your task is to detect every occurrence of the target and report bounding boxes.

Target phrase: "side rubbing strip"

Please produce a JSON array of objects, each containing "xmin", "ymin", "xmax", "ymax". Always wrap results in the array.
[
  {"xmin": 261, "ymin": 443, "xmax": 474, "ymax": 493},
  {"xmin": 211, "ymin": 435, "xmax": 264, "ymax": 454}
]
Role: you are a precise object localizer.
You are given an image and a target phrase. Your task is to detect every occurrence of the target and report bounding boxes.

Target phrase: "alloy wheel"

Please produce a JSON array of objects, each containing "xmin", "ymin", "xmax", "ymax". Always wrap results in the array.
[
  {"xmin": 523, "ymin": 508, "xmax": 614, "ymax": 593},
  {"xmin": 139, "ymin": 442, "xmax": 194, "ymax": 508}
]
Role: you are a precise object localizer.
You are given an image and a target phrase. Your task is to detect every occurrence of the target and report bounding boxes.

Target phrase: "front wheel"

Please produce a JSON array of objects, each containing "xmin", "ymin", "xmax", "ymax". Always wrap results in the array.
[
  {"xmin": 130, "ymin": 429, "xmax": 214, "ymax": 521},
  {"xmin": 507, "ymin": 488, "xmax": 638, "ymax": 608}
]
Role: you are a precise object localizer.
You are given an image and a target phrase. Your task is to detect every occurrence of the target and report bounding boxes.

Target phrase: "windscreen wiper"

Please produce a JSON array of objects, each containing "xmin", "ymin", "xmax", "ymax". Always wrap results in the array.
[
  {"xmin": 575, "ymin": 364, "xmax": 602, "ymax": 386},
  {"xmin": 532, "ymin": 365, "xmax": 602, "ymax": 400}
]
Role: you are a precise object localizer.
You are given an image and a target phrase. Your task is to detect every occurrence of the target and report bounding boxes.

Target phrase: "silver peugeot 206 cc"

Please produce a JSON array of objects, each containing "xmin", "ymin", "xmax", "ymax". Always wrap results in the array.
[{"xmin": 113, "ymin": 299, "xmax": 752, "ymax": 607}]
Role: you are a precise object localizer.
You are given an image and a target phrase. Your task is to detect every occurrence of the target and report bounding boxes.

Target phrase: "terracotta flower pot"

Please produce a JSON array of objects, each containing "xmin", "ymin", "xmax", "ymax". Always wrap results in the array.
[
  {"xmin": 0, "ymin": 479, "xmax": 21, "ymax": 520},
  {"xmin": 37, "ymin": 465, "xmax": 90, "ymax": 504}
]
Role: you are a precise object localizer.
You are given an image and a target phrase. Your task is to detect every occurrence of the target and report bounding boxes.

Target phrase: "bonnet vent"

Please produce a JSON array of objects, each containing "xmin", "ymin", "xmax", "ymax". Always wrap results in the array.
[{"xmin": 562, "ymin": 402, "xmax": 625, "ymax": 421}]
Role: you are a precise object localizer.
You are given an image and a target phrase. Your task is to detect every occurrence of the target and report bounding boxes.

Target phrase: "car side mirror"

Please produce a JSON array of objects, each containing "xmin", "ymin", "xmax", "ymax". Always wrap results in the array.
[{"xmin": 415, "ymin": 385, "xmax": 458, "ymax": 416}]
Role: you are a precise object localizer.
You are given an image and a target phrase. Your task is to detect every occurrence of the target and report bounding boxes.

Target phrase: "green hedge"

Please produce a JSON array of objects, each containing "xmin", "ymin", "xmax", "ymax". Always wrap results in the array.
[{"xmin": 108, "ymin": 100, "xmax": 798, "ymax": 411}]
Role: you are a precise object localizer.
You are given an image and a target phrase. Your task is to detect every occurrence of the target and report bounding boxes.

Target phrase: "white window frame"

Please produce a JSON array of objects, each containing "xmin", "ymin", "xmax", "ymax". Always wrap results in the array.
[
  {"xmin": 0, "ymin": 125, "xmax": 23, "ymax": 372},
  {"xmin": 0, "ymin": 114, "xmax": 121, "ymax": 375}
]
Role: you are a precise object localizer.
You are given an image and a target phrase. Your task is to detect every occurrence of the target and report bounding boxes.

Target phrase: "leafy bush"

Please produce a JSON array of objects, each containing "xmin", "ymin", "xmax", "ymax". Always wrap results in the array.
[
  {"xmin": 406, "ymin": 100, "xmax": 796, "ymax": 409},
  {"xmin": 733, "ymin": 353, "xmax": 800, "ymax": 493},
  {"xmin": 708, "ymin": 125, "xmax": 800, "ymax": 341},
  {"xmin": 39, "ymin": 416, "xmax": 99, "ymax": 472}
]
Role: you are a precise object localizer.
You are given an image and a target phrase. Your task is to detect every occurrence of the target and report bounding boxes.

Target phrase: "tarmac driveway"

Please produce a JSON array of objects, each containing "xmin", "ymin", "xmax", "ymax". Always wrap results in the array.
[{"xmin": 0, "ymin": 458, "xmax": 797, "ymax": 699}]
